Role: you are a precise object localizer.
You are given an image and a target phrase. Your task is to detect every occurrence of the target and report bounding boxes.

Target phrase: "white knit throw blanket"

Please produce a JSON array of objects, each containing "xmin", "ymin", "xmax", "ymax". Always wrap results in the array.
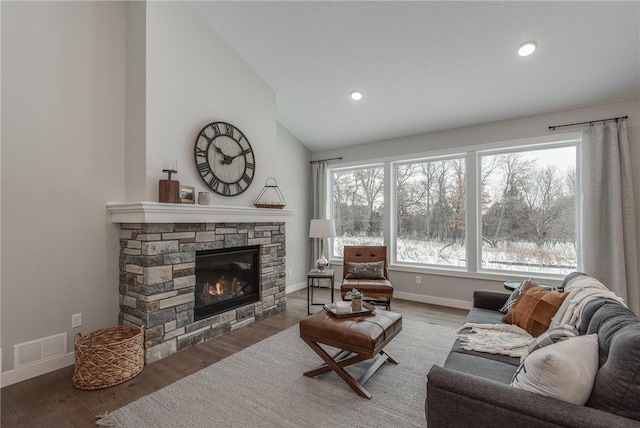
[
  {"xmin": 456, "ymin": 323, "xmax": 533, "ymax": 357},
  {"xmin": 549, "ymin": 275, "xmax": 626, "ymax": 330}
]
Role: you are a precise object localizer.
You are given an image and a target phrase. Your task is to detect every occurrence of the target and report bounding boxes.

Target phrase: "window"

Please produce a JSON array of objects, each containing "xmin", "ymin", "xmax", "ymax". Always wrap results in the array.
[
  {"xmin": 395, "ymin": 157, "xmax": 466, "ymax": 267},
  {"xmin": 327, "ymin": 135, "xmax": 581, "ymax": 278},
  {"xmin": 479, "ymin": 144, "xmax": 578, "ymax": 275},
  {"xmin": 330, "ymin": 165, "xmax": 384, "ymax": 258}
]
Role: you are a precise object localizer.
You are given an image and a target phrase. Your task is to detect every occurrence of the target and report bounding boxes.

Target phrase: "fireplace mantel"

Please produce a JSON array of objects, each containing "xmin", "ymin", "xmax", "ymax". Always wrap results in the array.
[{"xmin": 107, "ymin": 201, "xmax": 296, "ymax": 224}]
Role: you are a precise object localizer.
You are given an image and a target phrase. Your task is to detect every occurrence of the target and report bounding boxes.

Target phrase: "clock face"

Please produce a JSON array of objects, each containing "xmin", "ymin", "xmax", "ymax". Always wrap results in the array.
[{"xmin": 194, "ymin": 122, "xmax": 255, "ymax": 196}]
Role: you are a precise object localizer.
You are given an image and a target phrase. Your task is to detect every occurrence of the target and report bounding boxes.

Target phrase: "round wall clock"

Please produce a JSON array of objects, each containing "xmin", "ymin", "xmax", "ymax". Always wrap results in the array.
[{"xmin": 194, "ymin": 121, "xmax": 255, "ymax": 196}]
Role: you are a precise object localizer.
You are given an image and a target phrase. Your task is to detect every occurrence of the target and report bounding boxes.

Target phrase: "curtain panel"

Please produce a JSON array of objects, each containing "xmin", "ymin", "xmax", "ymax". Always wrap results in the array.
[{"xmin": 582, "ymin": 120, "xmax": 639, "ymax": 314}]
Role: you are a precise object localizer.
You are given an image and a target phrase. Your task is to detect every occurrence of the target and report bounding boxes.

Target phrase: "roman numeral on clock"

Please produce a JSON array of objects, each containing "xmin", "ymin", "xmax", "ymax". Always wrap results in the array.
[
  {"xmin": 197, "ymin": 162, "xmax": 210, "ymax": 174},
  {"xmin": 199, "ymin": 131, "xmax": 212, "ymax": 143},
  {"xmin": 241, "ymin": 173, "xmax": 252, "ymax": 185},
  {"xmin": 195, "ymin": 147, "xmax": 208, "ymax": 159},
  {"xmin": 224, "ymin": 123, "xmax": 235, "ymax": 137},
  {"xmin": 208, "ymin": 176, "xmax": 220, "ymax": 189}
]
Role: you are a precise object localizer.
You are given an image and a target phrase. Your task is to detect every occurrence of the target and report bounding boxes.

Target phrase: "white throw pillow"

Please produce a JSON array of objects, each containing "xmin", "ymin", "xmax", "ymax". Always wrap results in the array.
[
  {"xmin": 520, "ymin": 324, "xmax": 579, "ymax": 363},
  {"xmin": 511, "ymin": 334, "xmax": 599, "ymax": 405}
]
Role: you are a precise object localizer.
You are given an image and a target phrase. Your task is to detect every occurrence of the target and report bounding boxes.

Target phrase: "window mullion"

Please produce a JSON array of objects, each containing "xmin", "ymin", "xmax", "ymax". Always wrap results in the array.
[
  {"xmin": 384, "ymin": 161, "xmax": 393, "ymax": 262},
  {"xmin": 466, "ymin": 152, "xmax": 479, "ymax": 273}
]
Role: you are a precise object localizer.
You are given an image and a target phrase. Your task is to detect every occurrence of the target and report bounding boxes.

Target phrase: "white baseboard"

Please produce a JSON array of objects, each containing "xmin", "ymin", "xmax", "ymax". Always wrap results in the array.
[
  {"xmin": 285, "ymin": 281, "xmax": 307, "ymax": 294},
  {"xmin": 1, "ymin": 351, "xmax": 75, "ymax": 387},
  {"xmin": 393, "ymin": 291, "xmax": 472, "ymax": 310}
]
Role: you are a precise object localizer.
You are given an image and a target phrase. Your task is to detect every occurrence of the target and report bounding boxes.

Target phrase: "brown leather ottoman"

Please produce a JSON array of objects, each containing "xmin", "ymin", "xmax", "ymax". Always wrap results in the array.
[{"xmin": 299, "ymin": 308, "xmax": 402, "ymax": 399}]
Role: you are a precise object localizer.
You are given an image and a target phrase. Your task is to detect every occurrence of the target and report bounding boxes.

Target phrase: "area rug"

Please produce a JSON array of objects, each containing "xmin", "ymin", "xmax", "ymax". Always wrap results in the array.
[{"xmin": 96, "ymin": 319, "xmax": 455, "ymax": 428}]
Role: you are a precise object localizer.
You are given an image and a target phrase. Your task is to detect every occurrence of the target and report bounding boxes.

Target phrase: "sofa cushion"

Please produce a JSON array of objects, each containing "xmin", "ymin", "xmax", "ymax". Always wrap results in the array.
[
  {"xmin": 584, "ymin": 300, "xmax": 640, "ymax": 421},
  {"xmin": 503, "ymin": 282, "xmax": 567, "ymax": 337},
  {"xmin": 464, "ymin": 307, "xmax": 506, "ymax": 325},
  {"xmin": 344, "ymin": 261, "xmax": 385, "ymax": 279},
  {"xmin": 511, "ymin": 334, "xmax": 599, "ymax": 405},
  {"xmin": 452, "ymin": 307, "xmax": 522, "ymax": 366},
  {"xmin": 559, "ymin": 271, "xmax": 587, "ymax": 290},
  {"xmin": 473, "ymin": 290, "xmax": 510, "ymax": 311},
  {"xmin": 450, "ymin": 340, "xmax": 521, "ymax": 366},
  {"xmin": 443, "ymin": 350, "xmax": 517, "ymax": 385}
]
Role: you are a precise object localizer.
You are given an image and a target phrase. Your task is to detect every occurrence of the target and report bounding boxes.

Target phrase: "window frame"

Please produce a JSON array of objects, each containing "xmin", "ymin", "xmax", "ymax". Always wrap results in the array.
[
  {"xmin": 325, "ymin": 132, "xmax": 582, "ymax": 282},
  {"xmin": 328, "ymin": 162, "xmax": 385, "ymax": 259},
  {"xmin": 475, "ymin": 139, "xmax": 582, "ymax": 277},
  {"xmin": 391, "ymin": 153, "xmax": 468, "ymax": 270}
]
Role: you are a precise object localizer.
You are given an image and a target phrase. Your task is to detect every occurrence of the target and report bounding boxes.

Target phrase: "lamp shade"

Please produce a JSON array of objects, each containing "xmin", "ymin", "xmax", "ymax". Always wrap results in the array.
[{"xmin": 309, "ymin": 219, "xmax": 337, "ymax": 238}]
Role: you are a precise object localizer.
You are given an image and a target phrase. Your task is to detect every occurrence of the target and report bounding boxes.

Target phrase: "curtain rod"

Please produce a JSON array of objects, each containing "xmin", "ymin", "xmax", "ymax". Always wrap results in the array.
[
  {"xmin": 548, "ymin": 115, "xmax": 628, "ymax": 131},
  {"xmin": 310, "ymin": 156, "xmax": 343, "ymax": 164}
]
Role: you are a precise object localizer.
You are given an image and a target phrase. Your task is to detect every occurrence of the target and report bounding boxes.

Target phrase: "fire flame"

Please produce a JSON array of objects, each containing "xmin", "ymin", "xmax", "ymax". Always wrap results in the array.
[{"xmin": 207, "ymin": 280, "xmax": 225, "ymax": 296}]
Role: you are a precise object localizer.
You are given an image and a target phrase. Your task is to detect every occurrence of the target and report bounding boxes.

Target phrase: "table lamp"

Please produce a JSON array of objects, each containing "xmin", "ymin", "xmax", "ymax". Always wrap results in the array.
[{"xmin": 309, "ymin": 219, "xmax": 336, "ymax": 271}]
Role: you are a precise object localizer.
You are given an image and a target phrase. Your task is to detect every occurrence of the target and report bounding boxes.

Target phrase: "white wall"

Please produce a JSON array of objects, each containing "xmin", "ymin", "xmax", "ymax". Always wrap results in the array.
[
  {"xmin": 276, "ymin": 123, "xmax": 311, "ymax": 290},
  {"xmin": 142, "ymin": 2, "xmax": 277, "ymax": 206},
  {"xmin": 0, "ymin": 1, "xmax": 303, "ymax": 384},
  {"xmin": 313, "ymin": 99, "xmax": 640, "ymax": 308},
  {"xmin": 1, "ymin": 1, "xmax": 126, "ymax": 374},
  {"xmin": 0, "ymin": 0, "xmax": 3, "ymax": 373},
  {"xmin": 125, "ymin": 1, "xmax": 147, "ymax": 202}
]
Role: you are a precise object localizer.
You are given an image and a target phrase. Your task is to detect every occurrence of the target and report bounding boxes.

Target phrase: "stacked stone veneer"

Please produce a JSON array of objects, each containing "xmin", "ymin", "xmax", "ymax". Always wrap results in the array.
[{"xmin": 118, "ymin": 222, "xmax": 286, "ymax": 363}]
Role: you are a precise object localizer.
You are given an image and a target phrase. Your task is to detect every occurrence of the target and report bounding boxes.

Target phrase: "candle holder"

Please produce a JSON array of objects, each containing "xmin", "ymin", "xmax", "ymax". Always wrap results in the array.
[
  {"xmin": 159, "ymin": 160, "xmax": 180, "ymax": 203},
  {"xmin": 162, "ymin": 168, "xmax": 177, "ymax": 181}
]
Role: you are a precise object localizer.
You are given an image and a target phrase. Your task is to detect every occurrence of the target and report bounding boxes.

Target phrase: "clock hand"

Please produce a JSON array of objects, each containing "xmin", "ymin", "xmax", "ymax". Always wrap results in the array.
[
  {"xmin": 229, "ymin": 149, "xmax": 253, "ymax": 161},
  {"xmin": 213, "ymin": 144, "xmax": 234, "ymax": 165}
]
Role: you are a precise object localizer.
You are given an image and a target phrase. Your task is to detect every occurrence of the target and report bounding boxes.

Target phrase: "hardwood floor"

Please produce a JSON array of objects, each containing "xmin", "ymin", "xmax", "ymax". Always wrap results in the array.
[{"xmin": 0, "ymin": 289, "xmax": 468, "ymax": 428}]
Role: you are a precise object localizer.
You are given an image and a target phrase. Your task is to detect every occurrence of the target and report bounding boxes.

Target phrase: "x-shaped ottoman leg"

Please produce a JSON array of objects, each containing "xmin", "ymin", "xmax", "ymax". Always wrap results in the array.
[{"xmin": 302, "ymin": 338, "xmax": 398, "ymax": 399}]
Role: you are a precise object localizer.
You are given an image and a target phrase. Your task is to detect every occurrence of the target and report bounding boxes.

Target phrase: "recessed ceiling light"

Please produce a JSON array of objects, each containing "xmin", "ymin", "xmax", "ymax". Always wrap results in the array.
[
  {"xmin": 517, "ymin": 41, "xmax": 538, "ymax": 57},
  {"xmin": 350, "ymin": 90, "xmax": 363, "ymax": 101}
]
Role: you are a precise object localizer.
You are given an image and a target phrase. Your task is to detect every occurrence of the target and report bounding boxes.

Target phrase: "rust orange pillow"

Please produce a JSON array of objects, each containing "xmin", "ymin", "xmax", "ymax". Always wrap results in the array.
[{"xmin": 502, "ymin": 282, "xmax": 567, "ymax": 337}]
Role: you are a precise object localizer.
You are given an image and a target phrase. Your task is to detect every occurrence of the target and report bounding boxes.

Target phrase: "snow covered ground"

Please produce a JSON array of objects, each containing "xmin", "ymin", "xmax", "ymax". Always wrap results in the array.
[{"xmin": 333, "ymin": 237, "xmax": 576, "ymax": 276}]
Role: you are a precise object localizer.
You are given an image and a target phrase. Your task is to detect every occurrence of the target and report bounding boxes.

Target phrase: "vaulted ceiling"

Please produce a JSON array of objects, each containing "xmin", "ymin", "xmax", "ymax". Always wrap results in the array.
[{"xmin": 192, "ymin": 1, "xmax": 640, "ymax": 151}]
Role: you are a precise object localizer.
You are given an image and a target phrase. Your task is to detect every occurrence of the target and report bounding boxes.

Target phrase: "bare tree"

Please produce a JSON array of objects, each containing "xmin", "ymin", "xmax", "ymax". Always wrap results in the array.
[
  {"xmin": 523, "ymin": 165, "xmax": 564, "ymax": 246},
  {"xmin": 356, "ymin": 168, "xmax": 384, "ymax": 235},
  {"xmin": 397, "ymin": 164, "xmax": 429, "ymax": 238},
  {"xmin": 488, "ymin": 153, "xmax": 534, "ymax": 245},
  {"xmin": 449, "ymin": 159, "xmax": 465, "ymax": 243}
]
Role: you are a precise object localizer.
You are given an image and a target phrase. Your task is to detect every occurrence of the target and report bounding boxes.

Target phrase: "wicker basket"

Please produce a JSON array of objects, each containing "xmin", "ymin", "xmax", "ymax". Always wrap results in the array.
[{"xmin": 73, "ymin": 325, "xmax": 144, "ymax": 390}]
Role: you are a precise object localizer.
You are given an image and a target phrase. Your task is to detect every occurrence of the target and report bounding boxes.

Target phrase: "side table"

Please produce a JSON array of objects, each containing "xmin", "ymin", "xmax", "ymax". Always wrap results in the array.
[
  {"xmin": 504, "ymin": 280, "xmax": 556, "ymax": 292},
  {"xmin": 503, "ymin": 281, "xmax": 522, "ymax": 291},
  {"xmin": 307, "ymin": 269, "xmax": 335, "ymax": 315}
]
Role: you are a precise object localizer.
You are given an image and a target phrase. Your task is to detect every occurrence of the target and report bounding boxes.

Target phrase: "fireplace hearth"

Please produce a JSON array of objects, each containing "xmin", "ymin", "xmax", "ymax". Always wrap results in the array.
[{"xmin": 195, "ymin": 246, "xmax": 260, "ymax": 321}]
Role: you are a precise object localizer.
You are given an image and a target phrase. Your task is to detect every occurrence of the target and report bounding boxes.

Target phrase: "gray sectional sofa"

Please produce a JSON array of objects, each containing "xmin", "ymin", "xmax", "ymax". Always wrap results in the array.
[{"xmin": 426, "ymin": 287, "xmax": 640, "ymax": 427}]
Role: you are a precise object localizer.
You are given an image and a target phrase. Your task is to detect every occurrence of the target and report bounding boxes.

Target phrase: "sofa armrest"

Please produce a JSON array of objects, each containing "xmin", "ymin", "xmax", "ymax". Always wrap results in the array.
[
  {"xmin": 472, "ymin": 290, "xmax": 510, "ymax": 311},
  {"xmin": 426, "ymin": 365, "xmax": 638, "ymax": 428}
]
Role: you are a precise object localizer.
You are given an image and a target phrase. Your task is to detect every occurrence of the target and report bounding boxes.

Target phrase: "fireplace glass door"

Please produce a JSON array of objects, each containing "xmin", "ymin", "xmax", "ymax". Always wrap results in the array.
[{"xmin": 194, "ymin": 245, "xmax": 260, "ymax": 321}]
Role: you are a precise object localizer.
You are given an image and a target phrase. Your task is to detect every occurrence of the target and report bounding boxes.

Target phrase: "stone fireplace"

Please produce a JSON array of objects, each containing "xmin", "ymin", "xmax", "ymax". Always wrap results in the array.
[{"xmin": 110, "ymin": 202, "xmax": 292, "ymax": 363}]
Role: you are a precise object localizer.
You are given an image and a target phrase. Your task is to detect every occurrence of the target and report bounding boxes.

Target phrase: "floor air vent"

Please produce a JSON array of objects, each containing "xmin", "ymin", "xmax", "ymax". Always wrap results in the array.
[{"xmin": 14, "ymin": 333, "xmax": 67, "ymax": 368}]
